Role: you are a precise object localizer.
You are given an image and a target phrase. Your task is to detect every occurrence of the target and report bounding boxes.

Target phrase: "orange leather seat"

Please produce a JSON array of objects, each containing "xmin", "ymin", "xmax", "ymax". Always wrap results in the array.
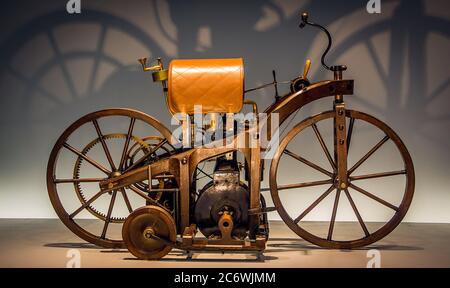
[{"xmin": 168, "ymin": 58, "xmax": 244, "ymax": 114}]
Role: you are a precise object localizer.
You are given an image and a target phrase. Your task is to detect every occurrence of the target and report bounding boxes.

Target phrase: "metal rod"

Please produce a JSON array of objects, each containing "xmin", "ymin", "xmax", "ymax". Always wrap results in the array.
[
  {"xmin": 54, "ymin": 178, "xmax": 104, "ymax": 183},
  {"xmin": 125, "ymin": 139, "xmax": 167, "ymax": 172},
  {"xmin": 128, "ymin": 185, "xmax": 168, "ymax": 211}
]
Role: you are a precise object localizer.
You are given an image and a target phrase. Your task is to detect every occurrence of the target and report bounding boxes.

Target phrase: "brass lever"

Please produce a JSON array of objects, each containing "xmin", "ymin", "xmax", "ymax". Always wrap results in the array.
[
  {"xmin": 138, "ymin": 57, "xmax": 168, "ymax": 82},
  {"xmin": 290, "ymin": 59, "xmax": 312, "ymax": 93},
  {"xmin": 138, "ymin": 57, "xmax": 163, "ymax": 72},
  {"xmin": 303, "ymin": 59, "xmax": 311, "ymax": 79}
]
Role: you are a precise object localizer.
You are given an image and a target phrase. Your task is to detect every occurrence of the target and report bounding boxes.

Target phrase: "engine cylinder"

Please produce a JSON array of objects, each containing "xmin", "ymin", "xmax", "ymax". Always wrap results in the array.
[{"xmin": 194, "ymin": 159, "xmax": 249, "ymax": 239}]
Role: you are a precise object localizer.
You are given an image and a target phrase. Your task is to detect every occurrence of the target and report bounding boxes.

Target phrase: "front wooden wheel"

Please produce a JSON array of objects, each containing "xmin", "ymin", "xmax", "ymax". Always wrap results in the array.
[{"xmin": 270, "ymin": 110, "xmax": 414, "ymax": 249}]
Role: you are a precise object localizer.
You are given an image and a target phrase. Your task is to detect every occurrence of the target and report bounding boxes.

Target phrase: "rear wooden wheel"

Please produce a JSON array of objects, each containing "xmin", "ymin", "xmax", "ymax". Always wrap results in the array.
[
  {"xmin": 270, "ymin": 110, "xmax": 414, "ymax": 249},
  {"xmin": 47, "ymin": 108, "xmax": 174, "ymax": 248}
]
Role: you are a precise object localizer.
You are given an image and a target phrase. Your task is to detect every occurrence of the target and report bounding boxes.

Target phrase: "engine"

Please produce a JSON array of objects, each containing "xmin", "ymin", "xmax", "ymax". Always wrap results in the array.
[{"xmin": 194, "ymin": 157, "xmax": 249, "ymax": 239}]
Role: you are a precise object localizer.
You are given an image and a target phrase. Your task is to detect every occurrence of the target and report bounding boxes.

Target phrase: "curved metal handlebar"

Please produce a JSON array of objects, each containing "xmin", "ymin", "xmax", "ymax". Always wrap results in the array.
[{"xmin": 299, "ymin": 12, "xmax": 346, "ymax": 72}]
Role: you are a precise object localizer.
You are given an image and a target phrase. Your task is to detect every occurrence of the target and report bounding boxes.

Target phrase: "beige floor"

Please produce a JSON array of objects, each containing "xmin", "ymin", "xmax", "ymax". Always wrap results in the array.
[{"xmin": 0, "ymin": 219, "xmax": 449, "ymax": 268}]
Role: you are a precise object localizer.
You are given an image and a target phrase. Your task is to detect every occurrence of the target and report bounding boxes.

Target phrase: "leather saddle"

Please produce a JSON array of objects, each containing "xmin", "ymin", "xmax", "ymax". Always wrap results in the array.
[{"xmin": 168, "ymin": 58, "xmax": 244, "ymax": 114}]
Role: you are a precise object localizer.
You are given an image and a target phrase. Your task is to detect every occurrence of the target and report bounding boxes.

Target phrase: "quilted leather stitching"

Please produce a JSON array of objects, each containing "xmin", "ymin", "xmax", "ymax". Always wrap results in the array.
[{"xmin": 168, "ymin": 59, "xmax": 244, "ymax": 114}]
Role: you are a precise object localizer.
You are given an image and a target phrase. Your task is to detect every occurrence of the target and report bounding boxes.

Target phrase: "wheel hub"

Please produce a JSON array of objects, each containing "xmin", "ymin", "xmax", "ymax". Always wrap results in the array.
[
  {"xmin": 143, "ymin": 227, "xmax": 155, "ymax": 239},
  {"xmin": 109, "ymin": 171, "xmax": 122, "ymax": 178}
]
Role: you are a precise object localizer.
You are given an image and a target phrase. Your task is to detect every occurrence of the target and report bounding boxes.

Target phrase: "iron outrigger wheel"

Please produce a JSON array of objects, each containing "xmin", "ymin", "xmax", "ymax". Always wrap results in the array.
[
  {"xmin": 270, "ymin": 110, "xmax": 414, "ymax": 249},
  {"xmin": 47, "ymin": 108, "xmax": 175, "ymax": 248},
  {"xmin": 122, "ymin": 205, "xmax": 176, "ymax": 260}
]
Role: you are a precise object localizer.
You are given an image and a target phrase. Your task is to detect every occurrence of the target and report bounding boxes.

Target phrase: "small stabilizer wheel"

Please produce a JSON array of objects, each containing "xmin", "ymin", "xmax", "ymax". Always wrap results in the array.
[{"xmin": 122, "ymin": 205, "xmax": 176, "ymax": 260}]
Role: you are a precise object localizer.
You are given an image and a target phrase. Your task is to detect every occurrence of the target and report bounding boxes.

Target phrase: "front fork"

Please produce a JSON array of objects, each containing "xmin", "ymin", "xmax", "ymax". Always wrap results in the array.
[{"xmin": 333, "ymin": 70, "xmax": 349, "ymax": 190}]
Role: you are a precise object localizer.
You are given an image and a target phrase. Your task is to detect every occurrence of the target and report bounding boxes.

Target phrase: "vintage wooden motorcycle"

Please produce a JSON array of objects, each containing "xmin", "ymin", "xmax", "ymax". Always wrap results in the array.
[{"xmin": 47, "ymin": 13, "xmax": 414, "ymax": 259}]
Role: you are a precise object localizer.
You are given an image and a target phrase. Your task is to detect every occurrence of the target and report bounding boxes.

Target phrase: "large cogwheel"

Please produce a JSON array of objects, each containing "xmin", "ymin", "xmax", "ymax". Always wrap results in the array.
[{"xmin": 72, "ymin": 133, "xmax": 152, "ymax": 222}]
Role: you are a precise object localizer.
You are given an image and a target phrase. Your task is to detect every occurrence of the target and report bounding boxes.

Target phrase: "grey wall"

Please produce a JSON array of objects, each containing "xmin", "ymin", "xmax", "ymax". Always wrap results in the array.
[{"xmin": 0, "ymin": 0, "xmax": 449, "ymax": 222}]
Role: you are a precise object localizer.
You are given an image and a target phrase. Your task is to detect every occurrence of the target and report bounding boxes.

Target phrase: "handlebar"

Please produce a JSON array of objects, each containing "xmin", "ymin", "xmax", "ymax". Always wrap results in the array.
[{"xmin": 299, "ymin": 12, "xmax": 346, "ymax": 72}]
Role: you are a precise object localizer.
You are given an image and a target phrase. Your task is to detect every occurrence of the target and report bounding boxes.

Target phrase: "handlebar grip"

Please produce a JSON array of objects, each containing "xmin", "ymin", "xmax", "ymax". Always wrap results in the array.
[{"xmin": 299, "ymin": 12, "xmax": 308, "ymax": 28}]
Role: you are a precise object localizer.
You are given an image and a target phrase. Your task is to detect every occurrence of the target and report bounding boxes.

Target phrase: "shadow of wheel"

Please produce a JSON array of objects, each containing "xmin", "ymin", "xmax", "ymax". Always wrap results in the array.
[{"xmin": 0, "ymin": 9, "xmax": 169, "ymax": 127}]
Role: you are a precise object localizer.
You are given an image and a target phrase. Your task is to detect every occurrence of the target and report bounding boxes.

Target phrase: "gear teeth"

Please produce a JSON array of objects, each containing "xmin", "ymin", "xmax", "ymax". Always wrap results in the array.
[{"xmin": 72, "ymin": 133, "xmax": 155, "ymax": 222}]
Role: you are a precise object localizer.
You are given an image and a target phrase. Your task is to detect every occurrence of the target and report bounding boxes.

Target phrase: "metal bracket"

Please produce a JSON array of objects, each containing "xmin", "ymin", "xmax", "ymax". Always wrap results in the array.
[
  {"xmin": 334, "ymin": 102, "xmax": 348, "ymax": 188},
  {"xmin": 248, "ymin": 206, "xmax": 277, "ymax": 215}
]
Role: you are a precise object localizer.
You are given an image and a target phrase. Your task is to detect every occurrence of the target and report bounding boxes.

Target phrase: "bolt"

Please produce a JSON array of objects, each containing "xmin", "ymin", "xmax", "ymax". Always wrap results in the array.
[
  {"xmin": 339, "ymin": 139, "xmax": 345, "ymax": 145},
  {"xmin": 339, "ymin": 125, "xmax": 345, "ymax": 130},
  {"xmin": 181, "ymin": 157, "xmax": 188, "ymax": 165},
  {"xmin": 340, "ymin": 183, "xmax": 347, "ymax": 189},
  {"xmin": 338, "ymin": 110, "xmax": 344, "ymax": 115}
]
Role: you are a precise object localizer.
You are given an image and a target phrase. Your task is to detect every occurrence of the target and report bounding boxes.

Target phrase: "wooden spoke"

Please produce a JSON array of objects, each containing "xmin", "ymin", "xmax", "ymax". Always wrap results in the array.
[
  {"xmin": 54, "ymin": 178, "xmax": 104, "ymax": 184},
  {"xmin": 101, "ymin": 190, "xmax": 117, "ymax": 239},
  {"xmin": 294, "ymin": 185, "xmax": 335, "ymax": 224},
  {"xmin": 63, "ymin": 142, "xmax": 110, "ymax": 175},
  {"xmin": 128, "ymin": 185, "xmax": 168, "ymax": 211},
  {"xmin": 125, "ymin": 139, "xmax": 168, "ymax": 172},
  {"xmin": 311, "ymin": 123, "xmax": 336, "ymax": 170},
  {"xmin": 120, "ymin": 188, "xmax": 133, "ymax": 213},
  {"xmin": 327, "ymin": 189, "xmax": 341, "ymax": 241},
  {"xmin": 278, "ymin": 179, "xmax": 333, "ymax": 191},
  {"xmin": 284, "ymin": 149, "xmax": 333, "ymax": 178},
  {"xmin": 347, "ymin": 117, "xmax": 355, "ymax": 153},
  {"xmin": 344, "ymin": 189, "xmax": 370, "ymax": 237},
  {"xmin": 350, "ymin": 170, "xmax": 406, "ymax": 181},
  {"xmin": 70, "ymin": 190, "xmax": 105, "ymax": 219},
  {"xmin": 119, "ymin": 118, "xmax": 136, "ymax": 170},
  {"xmin": 348, "ymin": 135, "xmax": 390, "ymax": 175},
  {"xmin": 349, "ymin": 183, "xmax": 399, "ymax": 211},
  {"xmin": 92, "ymin": 119, "xmax": 117, "ymax": 171}
]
